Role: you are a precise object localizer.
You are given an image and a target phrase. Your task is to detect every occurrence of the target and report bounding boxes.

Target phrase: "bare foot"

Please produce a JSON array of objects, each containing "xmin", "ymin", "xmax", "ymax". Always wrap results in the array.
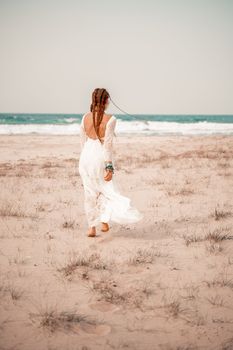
[
  {"xmin": 87, "ymin": 227, "xmax": 96, "ymax": 237},
  {"xmin": 101, "ymin": 222, "xmax": 109, "ymax": 232}
]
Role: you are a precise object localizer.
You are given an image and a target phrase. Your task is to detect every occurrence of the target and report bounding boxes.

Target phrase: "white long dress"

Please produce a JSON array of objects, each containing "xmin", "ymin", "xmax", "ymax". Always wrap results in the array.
[{"xmin": 78, "ymin": 113, "xmax": 143, "ymax": 227}]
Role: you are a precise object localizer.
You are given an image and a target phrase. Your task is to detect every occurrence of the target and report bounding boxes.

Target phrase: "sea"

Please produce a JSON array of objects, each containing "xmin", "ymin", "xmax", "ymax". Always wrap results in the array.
[{"xmin": 0, "ymin": 113, "xmax": 233, "ymax": 135}]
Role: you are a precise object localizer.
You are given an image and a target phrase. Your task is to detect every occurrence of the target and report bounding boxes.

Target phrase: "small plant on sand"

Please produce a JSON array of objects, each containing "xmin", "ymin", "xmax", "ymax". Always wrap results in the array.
[
  {"xmin": 29, "ymin": 304, "xmax": 97, "ymax": 333},
  {"xmin": 160, "ymin": 291, "xmax": 205, "ymax": 326},
  {"xmin": 140, "ymin": 279, "xmax": 154, "ymax": 298},
  {"xmin": 204, "ymin": 227, "xmax": 232, "ymax": 254},
  {"xmin": 183, "ymin": 227, "xmax": 232, "ymax": 247},
  {"xmin": 127, "ymin": 245, "xmax": 166, "ymax": 265},
  {"xmin": 206, "ymin": 294, "xmax": 225, "ymax": 307},
  {"xmin": 161, "ymin": 293, "xmax": 187, "ymax": 319},
  {"xmin": 62, "ymin": 220, "xmax": 76, "ymax": 229},
  {"xmin": 212, "ymin": 207, "xmax": 232, "ymax": 221},
  {"xmin": 88, "ymin": 274, "xmax": 148, "ymax": 310},
  {"xmin": 166, "ymin": 185, "xmax": 194, "ymax": 197},
  {"xmin": 181, "ymin": 284, "xmax": 200, "ymax": 300},
  {"xmin": 8, "ymin": 247, "xmax": 28, "ymax": 265},
  {"xmin": 7, "ymin": 283, "xmax": 25, "ymax": 301},
  {"xmin": 35, "ymin": 202, "xmax": 47, "ymax": 212},
  {"xmin": 57, "ymin": 251, "xmax": 111, "ymax": 279},
  {"xmin": 205, "ymin": 241, "xmax": 223, "ymax": 254},
  {"xmin": 204, "ymin": 227, "xmax": 232, "ymax": 242},
  {"xmin": 0, "ymin": 201, "xmax": 28, "ymax": 218},
  {"xmin": 204, "ymin": 271, "xmax": 233, "ymax": 290},
  {"xmin": 183, "ymin": 233, "xmax": 204, "ymax": 246}
]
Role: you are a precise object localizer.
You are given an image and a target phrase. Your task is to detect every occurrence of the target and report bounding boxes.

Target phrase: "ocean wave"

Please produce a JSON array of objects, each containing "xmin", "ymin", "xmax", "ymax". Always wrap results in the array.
[{"xmin": 0, "ymin": 121, "xmax": 233, "ymax": 135}]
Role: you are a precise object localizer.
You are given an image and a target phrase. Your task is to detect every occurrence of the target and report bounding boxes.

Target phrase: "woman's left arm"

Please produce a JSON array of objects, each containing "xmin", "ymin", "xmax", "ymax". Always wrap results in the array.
[{"xmin": 80, "ymin": 115, "xmax": 87, "ymax": 150}]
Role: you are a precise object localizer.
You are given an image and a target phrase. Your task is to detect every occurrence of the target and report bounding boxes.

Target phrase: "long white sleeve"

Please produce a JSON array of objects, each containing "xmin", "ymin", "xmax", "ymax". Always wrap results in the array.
[
  {"xmin": 103, "ymin": 116, "xmax": 117, "ymax": 163},
  {"xmin": 80, "ymin": 114, "xmax": 87, "ymax": 150}
]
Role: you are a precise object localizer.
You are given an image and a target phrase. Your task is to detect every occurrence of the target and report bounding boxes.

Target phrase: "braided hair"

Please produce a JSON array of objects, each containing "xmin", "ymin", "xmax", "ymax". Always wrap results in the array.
[{"xmin": 90, "ymin": 88, "xmax": 110, "ymax": 144}]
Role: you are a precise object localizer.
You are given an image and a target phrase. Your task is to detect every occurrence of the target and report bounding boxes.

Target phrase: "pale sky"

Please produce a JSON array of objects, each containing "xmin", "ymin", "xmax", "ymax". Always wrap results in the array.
[{"xmin": 0, "ymin": 0, "xmax": 232, "ymax": 114}]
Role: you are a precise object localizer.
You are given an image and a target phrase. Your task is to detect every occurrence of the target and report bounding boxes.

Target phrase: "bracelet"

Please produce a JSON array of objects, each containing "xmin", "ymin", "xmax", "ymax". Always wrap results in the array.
[{"xmin": 105, "ymin": 163, "xmax": 114, "ymax": 174}]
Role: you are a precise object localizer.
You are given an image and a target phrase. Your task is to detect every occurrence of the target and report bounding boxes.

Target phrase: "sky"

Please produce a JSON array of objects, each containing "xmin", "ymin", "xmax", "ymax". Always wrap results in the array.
[{"xmin": 0, "ymin": 0, "xmax": 232, "ymax": 114}]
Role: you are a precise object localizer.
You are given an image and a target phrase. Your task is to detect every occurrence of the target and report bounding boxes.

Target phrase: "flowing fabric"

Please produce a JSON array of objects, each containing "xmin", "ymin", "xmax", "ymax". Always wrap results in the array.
[{"xmin": 78, "ymin": 113, "xmax": 143, "ymax": 227}]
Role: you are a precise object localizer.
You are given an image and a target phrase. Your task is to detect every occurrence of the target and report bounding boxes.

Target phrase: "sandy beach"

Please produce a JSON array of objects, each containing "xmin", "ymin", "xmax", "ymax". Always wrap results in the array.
[{"xmin": 0, "ymin": 134, "xmax": 233, "ymax": 350}]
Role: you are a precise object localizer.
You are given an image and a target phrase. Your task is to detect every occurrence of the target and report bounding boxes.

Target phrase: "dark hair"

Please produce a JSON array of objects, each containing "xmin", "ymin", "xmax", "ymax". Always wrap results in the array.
[{"xmin": 90, "ymin": 88, "xmax": 110, "ymax": 143}]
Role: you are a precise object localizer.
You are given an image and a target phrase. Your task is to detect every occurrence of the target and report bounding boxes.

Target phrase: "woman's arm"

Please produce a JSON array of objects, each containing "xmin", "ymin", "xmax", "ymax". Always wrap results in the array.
[
  {"xmin": 80, "ymin": 115, "xmax": 87, "ymax": 150},
  {"xmin": 103, "ymin": 116, "xmax": 117, "ymax": 181}
]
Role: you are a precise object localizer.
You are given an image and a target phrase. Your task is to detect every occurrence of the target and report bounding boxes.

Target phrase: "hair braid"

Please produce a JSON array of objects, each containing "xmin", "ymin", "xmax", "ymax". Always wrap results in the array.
[{"xmin": 90, "ymin": 88, "xmax": 110, "ymax": 144}]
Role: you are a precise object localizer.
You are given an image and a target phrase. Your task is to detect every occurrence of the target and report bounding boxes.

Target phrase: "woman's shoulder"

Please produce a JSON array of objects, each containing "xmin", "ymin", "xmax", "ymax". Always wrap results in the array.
[
  {"xmin": 105, "ymin": 113, "xmax": 116, "ymax": 120},
  {"xmin": 82, "ymin": 112, "xmax": 90, "ymax": 119},
  {"xmin": 81, "ymin": 112, "xmax": 89, "ymax": 123},
  {"xmin": 107, "ymin": 115, "xmax": 117, "ymax": 127},
  {"xmin": 109, "ymin": 114, "xmax": 116, "ymax": 121}
]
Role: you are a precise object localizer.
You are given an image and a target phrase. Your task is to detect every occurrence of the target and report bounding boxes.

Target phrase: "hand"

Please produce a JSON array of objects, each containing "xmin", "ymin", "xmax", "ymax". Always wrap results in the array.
[{"xmin": 104, "ymin": 169, "xmax": 113, "ymax": 181}]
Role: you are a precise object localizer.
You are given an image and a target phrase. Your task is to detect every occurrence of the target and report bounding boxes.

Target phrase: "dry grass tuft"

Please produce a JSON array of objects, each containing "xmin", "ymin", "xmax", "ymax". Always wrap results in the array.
[
  {"xmin": 204, "ymin": 272, "xmax": 233, "ymax": 290},
  {"xmin": 0, "ymin": 201, "xmax": 29, "ymax": 218},
  {"xmin": 205, "ymin": 227, "xmax": 232, "ymax": 242},
  {"xmin": 0, "ymin": 280, "xmax": 24, "ymax": 300},
  {"xmin": 127, "ymin": 246, "xmax": 167, "ymax": 265},
  {"xmin": 90, "ymin": 280, "xmax": 139, "ymax": 307},
  {"xmin": 7, "ymin": 283, "xmax": 25, "ymax": 300},
  {"xmin": 212, "ymin": 207, "xmax": 232, "ymax": 221},
  {"xmin": 57, "ymin": 251, "xmax": 111, "ymax": 279},
  {"xmin": 206, "ymin": 294, "xmax": 225, "ymax": 307},
  {"xmin": 181, "ymin": 285, "xmax": 200, "ymax": 301},
  {"xmin": 159, "ymin": 291, "xmax": 206, "ymax": 326},
  {"xmin": 41, "ymin": 161, "xmax": 64, "ymax": 169},
  {"xmin": 205, "ymin": 241, "xmax": 223, "ymax": 254},
  {"xmin": 30, "ymin": 305, "xmax": 97, "ymax": 333},
  {"xmin": 88, "ymin": 275, "xmax": 152, "ymax": 309},
  {"xmin": 62, "ymin": 220, "xmax": 76, "ymax": 229},
  {"xmin": 166, "ymin": 186, "xmax": 194, "ymax": 197},
  {"xmin": 8, "ymin": 251, "xmax": 28, "ymax": 265},
  {"xmin": 161, "ymin": 293, "xmax": 189, "ymax": 319},
  {"xmin": 183, "ymin": 227, "xmax": 232, "ymax": 247},
  {"xmin": 183, "ymin": 233, "xmax": 204, "ymax": 246},
  {"xmin": 35, "ymin": 202, "xmax": 46, "ymax": 212}
]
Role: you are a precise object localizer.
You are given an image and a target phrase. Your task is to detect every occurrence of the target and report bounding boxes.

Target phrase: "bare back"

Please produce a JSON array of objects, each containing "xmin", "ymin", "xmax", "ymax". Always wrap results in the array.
[{"xmin": 83, "ymin": 112, "xmax": 112, "ymax": 140}]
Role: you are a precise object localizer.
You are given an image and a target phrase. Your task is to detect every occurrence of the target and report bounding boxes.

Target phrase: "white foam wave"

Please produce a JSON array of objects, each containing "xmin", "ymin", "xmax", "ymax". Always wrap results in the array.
[{"xmin": 0, "ymin": 121, "xmax": 232, "ymax": 135}]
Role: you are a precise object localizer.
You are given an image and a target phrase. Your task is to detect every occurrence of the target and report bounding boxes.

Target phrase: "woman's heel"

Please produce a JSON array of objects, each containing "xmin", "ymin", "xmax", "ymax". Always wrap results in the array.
[
  {"xmin": 87, "ymin": 227, "xmax": 96, "ymax": 237},
  {"xmin": 101, "ymin": 222, "xmax": 109, "ymax": 232}
]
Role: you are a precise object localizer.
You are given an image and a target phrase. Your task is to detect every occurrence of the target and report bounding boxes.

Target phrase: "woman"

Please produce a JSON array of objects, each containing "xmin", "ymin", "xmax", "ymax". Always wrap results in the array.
[{"xmin": 78, "ymin": 88, "xmax": 143, "ymax": 237}]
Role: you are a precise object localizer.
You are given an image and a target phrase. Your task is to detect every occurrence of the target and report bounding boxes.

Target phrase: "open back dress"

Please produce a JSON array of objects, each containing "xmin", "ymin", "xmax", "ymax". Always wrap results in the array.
[{"xmin": 78, "ymin": 113, "xmax": 143, "ymax": 227}]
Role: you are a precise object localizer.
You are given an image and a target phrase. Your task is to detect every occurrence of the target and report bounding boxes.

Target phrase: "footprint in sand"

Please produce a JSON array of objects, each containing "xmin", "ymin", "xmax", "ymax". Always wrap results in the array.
[
  {"xmin": 98, "ymin": 237, "xmax": 114, "ymax": 244},
  {"xmin": 77, "ymin": 322, "xmax": 111, "ymax": 336},
  {"xmin": 89, "ymin": 301, "xmax": 120, "ymax": 313},
  {"xmin": 124, "ymin": 265, "xmax": 146, "ymax": 273}
]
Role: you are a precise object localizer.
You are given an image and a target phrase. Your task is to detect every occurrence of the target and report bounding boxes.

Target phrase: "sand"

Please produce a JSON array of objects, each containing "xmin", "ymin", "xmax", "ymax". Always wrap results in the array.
[{"xmin": 0, "ymin": 134, "xmax": 233, "ymax": 350}]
